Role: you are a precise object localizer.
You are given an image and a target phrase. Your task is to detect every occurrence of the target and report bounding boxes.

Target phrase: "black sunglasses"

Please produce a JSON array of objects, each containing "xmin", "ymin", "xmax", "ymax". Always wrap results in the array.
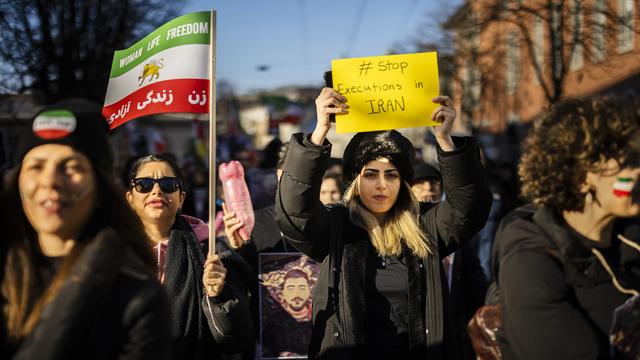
[{"xmin": 131, "ymin": 177, "xmax": 181, "ymax": 193}]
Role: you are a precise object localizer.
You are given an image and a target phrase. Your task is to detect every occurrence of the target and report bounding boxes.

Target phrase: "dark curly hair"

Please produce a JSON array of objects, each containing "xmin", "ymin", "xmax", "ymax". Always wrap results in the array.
[{"xmin": 519, "ymin": 96, "xmax": 640, "ymax": 212}]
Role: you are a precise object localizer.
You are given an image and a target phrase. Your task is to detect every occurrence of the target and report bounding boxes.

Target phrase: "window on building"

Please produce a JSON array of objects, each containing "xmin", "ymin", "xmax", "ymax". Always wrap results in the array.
[
  {"xmin": 618, "ymin": 0, "xmax": 635, "ymax": 53},
  {"xmin": 506, "ymin": 31, "xmax": 520, "ymax": 96},
  {"xmin": 533, "ymin": 15, "xmax": 545, "ymax": 84},
  {"xmin": 592, "ymin": 0, "xmax": 606, "ymax": 62},
  {"xmin": 570, "ymin": 0, "xmax": 584, "ymax": 70}
]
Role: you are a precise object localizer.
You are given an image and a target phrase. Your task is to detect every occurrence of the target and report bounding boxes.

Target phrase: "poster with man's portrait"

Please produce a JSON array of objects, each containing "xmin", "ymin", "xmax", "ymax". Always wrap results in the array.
[{"xmin": 259, "ymin": 253, "xmax": 319, "ymax": 359}]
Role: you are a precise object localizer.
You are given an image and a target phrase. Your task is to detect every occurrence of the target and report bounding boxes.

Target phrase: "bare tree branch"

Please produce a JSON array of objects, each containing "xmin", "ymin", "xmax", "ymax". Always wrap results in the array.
[
  {"xmin": 442, "ymin": 0, "xmax": 640, "ymax": 110},
  {"xmin": 0, "ymin": 0, "xmax": 185, "ymax": 102}
]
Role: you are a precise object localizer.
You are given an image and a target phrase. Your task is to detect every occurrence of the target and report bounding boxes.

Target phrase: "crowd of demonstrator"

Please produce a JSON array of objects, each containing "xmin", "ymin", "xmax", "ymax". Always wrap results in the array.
[{"xmin": 1, "ymin": 90, "xmax": 639, "ymax": 360}]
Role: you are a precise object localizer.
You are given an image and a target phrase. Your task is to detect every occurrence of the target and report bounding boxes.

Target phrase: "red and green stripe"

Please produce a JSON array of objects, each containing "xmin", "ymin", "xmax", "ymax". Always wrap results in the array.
[{"xmin": 613, "ymin": 177, "xmax": 634, "ymax": 197}]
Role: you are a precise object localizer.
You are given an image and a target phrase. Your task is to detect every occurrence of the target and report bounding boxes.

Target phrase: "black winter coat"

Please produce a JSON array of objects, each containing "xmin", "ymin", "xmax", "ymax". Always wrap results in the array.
[
  {"xmin": 11, "ymin": 227, "xmax": 173, "ymax": 360},
  {"xmin": 275, "ymin": 133, "xmax": 492, "ymax": 359},
  {"xmin": 166, "ymin": 216, "xmax": 254, "ymax": 360},
  {"xmin": 494, "ymin": 205, "xmax": 640, "ymax": 360}
]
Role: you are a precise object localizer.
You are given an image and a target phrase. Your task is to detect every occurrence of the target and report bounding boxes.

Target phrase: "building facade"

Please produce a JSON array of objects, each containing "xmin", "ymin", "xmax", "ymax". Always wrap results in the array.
[{"xmin": 447, "ymin": 0, "xmax": 640, "ymax": 162}]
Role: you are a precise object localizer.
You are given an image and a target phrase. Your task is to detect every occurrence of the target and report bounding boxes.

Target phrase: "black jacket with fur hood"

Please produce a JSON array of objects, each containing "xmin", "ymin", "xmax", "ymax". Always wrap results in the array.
[
  {"xmin": 164, "ymin": 216, "xmax": 254, "ymax": 360},
  {"xmin": 275, "ymin": 133, "xmax": 492, "ymax": 359}
]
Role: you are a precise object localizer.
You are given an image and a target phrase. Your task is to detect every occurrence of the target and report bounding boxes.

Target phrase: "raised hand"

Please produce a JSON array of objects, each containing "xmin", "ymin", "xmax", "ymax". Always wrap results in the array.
[
  {"xmin": 431, "ymin": 95, "xmax": 456, "ymax": 151},
  {"xmin": 222, "ymin": 202, "xmax": 244, "ymax": 249},
  {"xmin": 311, "ymin": 87, "xmax": 349, "ymax": 145}
]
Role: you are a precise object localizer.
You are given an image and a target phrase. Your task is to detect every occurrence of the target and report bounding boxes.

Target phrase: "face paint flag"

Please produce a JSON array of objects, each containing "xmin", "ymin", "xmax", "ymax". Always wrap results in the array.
[
  {"xmin": 613, "ymin": 177, "xmax": 634, "ymax": 197},
  {"xmin": 102, "ymin": 12, "xmax": 212, "ymax": 129}
]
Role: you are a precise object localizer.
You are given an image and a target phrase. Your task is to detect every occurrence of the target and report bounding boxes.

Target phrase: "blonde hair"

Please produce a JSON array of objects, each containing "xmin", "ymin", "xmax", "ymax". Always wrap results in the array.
[{"xmin": 343, "ymin": 174, "xmax": 432, "ymax": 258}]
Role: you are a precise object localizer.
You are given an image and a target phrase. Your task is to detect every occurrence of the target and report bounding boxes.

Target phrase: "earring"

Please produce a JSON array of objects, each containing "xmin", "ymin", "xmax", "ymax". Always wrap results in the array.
[{"xmin": 585, "ymin": 191, "xmax": 593, "ymax": 205}]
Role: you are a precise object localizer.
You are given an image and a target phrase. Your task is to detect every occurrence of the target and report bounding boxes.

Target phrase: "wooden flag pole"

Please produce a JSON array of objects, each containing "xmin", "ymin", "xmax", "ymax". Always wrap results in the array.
[{"xmin": 208, "ymin": 11, "xmax": 217, "ymax": 257}]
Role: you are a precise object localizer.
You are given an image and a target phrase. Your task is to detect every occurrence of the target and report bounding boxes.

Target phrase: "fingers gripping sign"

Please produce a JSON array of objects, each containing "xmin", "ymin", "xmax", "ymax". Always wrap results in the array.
[
  {"xmin": 430, "ymin": 95, "xmax": 456, "ymax": 152},
  {"xmin": 311, "ymin": 87, "xmax": 349, "ymax": 145},
  {"xmin": 203, "ymin": 253, "xmax": 227, "ymax": 297}
]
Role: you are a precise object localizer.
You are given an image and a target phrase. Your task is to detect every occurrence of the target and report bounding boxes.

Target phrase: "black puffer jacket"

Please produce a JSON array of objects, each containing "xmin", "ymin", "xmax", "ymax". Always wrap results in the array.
[
  {"xmin": 11, "ymin": 227, "xmax": 172, "ymax": 360},
  {"xmin": 494, "ymin": 205, "xmax": 640, "ymax": 360},
  {"xmin": 275, "ymin": 133, "xmax": 492, "ymax": 359}
]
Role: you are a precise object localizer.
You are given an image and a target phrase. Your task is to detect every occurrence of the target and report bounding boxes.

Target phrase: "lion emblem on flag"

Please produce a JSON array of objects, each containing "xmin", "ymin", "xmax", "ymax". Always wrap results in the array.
[{"xmin": 138, "ymin": 58, "xmax": 164, "ymax": 86}]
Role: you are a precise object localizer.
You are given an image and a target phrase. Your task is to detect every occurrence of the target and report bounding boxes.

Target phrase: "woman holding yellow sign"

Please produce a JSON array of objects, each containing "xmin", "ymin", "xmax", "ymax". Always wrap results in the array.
[{"xmin": 275, "ymin": 87, "xmax": 492, "ymax": 359}]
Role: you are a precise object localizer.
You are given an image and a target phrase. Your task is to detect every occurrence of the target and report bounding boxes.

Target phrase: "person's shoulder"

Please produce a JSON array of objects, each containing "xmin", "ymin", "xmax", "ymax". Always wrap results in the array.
[
  {"xmin": 495, "ymin": 205, "xmax": 565, "ymax": 271},
  {"xmin": 106, "ymin": 253, "xmax": 168, "ymax": 323},
  {"xmin": 326, "ymin": 202, "xmax": 349, "ymax": 222},
  {"xmin": 117, "ymin": 247, "xmax": 160, "ymax": 285},
  {"xmin": 116, "ymin": 266, "xmax": 165, "ymax": 301},
  {"xmin": 496, "ymin": 204, "xmax": 545, "ymax": 243}
]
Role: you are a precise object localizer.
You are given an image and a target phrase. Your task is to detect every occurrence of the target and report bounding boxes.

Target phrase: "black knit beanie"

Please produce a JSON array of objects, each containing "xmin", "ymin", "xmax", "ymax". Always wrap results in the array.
[
  {"xmin": 342, "ymin": 130, "xmax": 415, "ymax": 188},
  {"xmin": 16, "ymin": 99, "xmax": 113, "ymax": 172}
]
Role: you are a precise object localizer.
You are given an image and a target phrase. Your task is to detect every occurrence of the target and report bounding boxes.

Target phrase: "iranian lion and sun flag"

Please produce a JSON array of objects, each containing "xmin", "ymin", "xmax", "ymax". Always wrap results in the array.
[{"xmin": 102, "ymin": 11, "xmax": 212, "ymax": 129}]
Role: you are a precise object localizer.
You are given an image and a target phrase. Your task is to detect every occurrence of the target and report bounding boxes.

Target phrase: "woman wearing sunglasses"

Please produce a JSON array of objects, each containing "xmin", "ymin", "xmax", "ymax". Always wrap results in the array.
[
  {"xmin": 2, "ymin": 100, "xmax": 171, "ymax": 359},
  {"xmin": 126, "ymin": 154, "xmax": 253, "ymax": 360}
]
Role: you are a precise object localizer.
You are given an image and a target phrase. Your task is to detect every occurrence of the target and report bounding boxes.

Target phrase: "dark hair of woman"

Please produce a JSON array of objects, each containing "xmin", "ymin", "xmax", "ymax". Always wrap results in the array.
[
  {"xmin": 128, "ymin": 154, "xmax": 185, "ymax": 187},
  {"xmin": 1, "ymin": 165, "xmax": 155, "ymax": 343},
  {"xmin": 260, "ymin": 138, "xmax": 284, "ymax": 169},
  {"xmin": 519, "ymin": 96, "xmax": 640, "ymax": 212},
  {"xmin": 322, "ymin": 171, "xmax": 343, "ymax": 191}
]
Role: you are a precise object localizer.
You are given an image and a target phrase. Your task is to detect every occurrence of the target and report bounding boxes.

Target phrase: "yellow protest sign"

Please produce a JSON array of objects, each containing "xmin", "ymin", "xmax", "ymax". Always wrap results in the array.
[{"xmin": 331, "ymin": 52, "xmax": 440, "ymax": 133}]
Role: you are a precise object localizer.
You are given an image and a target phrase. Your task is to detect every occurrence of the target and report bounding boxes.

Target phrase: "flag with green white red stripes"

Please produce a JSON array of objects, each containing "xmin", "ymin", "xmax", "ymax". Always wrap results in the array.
[{"xmin": 102, "ymin": 11, "xmax": 212, "ymax": 129}]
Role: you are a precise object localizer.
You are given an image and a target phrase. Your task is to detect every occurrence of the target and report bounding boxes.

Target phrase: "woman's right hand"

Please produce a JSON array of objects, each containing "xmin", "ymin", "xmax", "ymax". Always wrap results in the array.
[
  {"xmin": 203, "ymin": 253, "xmax": 227, "ymax": 297},
  {"xmin": 222, "ymin": 202, "xmax": 244, "ymax": 249},
  {"xmin": 312, "ymin": 87, "xmax": 348, "ymax": 145}
]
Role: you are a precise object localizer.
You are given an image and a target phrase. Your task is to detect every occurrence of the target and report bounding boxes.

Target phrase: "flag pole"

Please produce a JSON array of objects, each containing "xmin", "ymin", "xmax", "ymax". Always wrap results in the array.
[{"xmin": 208, "ymin": 10, "xmax": 217, "ymax": 257}]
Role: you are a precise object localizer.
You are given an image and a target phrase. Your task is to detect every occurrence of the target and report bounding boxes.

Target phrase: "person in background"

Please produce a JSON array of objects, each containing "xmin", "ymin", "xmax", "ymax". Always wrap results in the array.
[
  {"xmin": 182, "ymin": 161, "xmax": 210, "ymax": 221},
  {"xmin": 474, "ymin": 152, "xmax": 515, "ymax": 282},
  {"xmin": 319, "ymin": 172, "xmax": 343, "ymax": 205},
  {"xmin": 275, "ymin": 87, "xmax": 492, "ymax": 359},
  {"xmin": 494, "ymin": 97, "xmax": 640, "ymax": 359},
  {"xmin": 326, "ymin": 157, "xmax": 343, "ymax": 178},
  {"xmin": 126, "ymin": 154, "xmax": 253, "ymax": 360},
  {"xmin": 410, "ymin": 162, "xmax": 443, "ymax": 203},
  {"xmin": 1, "ymin": 99, "xmax": 172, "ymax": 359},
  {"xmin": 410, "ymin": 162, "xmax": 488, "ymax": 360},
  {"xmin": 247, "ymin": 138, "xmax": 283, "ymax": 210}
]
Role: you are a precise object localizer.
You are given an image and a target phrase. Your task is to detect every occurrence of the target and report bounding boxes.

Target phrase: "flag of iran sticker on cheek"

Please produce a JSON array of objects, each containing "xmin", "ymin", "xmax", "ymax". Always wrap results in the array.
[
  {"xmin": 613, "ymin": 177, "xmax": 634, "ymax": 198},
  {"xmin": 32, "ymin": 110, "xmax": 77, "ymax": 140}
]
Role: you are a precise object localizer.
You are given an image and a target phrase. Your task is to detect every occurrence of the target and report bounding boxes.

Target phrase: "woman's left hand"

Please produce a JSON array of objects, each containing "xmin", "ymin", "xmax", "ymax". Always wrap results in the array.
[
  {"xmin": 203, "ymin": 254, "xmax": 227, "ymax": 297},
  {"xmin": 431, "ymin": 96, "xmax": 456, "ymax": 151}
]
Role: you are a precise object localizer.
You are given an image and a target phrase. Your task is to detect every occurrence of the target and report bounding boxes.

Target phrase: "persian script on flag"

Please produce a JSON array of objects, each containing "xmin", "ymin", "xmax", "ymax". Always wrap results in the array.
[{"xmin": 103, "ymin": 12, "xmax": 212, "ymax": 129}]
